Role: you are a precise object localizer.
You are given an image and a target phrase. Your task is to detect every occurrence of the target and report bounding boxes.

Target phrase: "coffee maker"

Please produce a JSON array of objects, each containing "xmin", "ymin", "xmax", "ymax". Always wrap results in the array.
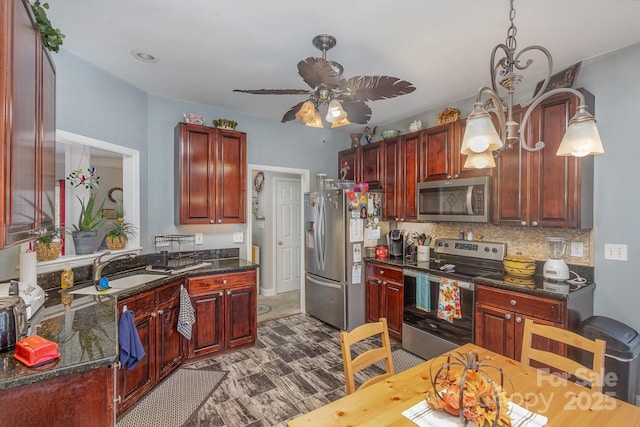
[{"xmin": 387, "ymin": 229, "xmax": 405, "ymax": 259}]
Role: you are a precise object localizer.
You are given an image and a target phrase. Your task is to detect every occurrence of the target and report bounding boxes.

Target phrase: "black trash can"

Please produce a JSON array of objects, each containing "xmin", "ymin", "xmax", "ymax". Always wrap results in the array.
[{"xmin": 580, "ymin": 316, "xmax": 640, "ymax": 404}]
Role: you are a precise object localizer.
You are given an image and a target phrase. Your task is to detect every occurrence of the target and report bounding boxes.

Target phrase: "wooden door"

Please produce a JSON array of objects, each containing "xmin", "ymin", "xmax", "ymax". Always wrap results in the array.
[
  {"xmin": 382, "ymin": 138, "xmax": 401, "ymax": 221},
  {"xmin": 216, "ymin": 130, "xmax": 246, "ymax": 224},
  {"xmin": 189, "ymin": 290, "xmax": 225, "ymax": 358},
  {"xmin": 338, "ymin": 148, "xmax": 358, "ymax": 181},
  {"xmin": 226, "ymin": 284, "xmax": 257, "ymax": 348},
  {"xmin": 3, "ymin": 0, "xmax": 40, "ymax": 247},
  {"xmin": 384, "ymin": 281, "xmax": 404, "ymax": 341},
  {"xmin": 365, "ymin": 277, "xmax": 382, "ymax": 324},
  {"xmin": 475, "ymin": 304, "xmax": 515, "ymax": 359},
  {"xmin": 360, "ymin": 141, "xmax": 383, "ymax": 183},
  {"xmin": 176, "ymin": 123, "xmax": 215, "ymax": 224},
  {"xmin": 422, "ymin": 123, "xmax": 455, "ymax": 181},
  {"xmin": 401, "ymin": 132, "xmax": 421, "ymax": 220},
  {"xmin": 156, "ymin": 282, "xmax": 183, "ymax": 380}
]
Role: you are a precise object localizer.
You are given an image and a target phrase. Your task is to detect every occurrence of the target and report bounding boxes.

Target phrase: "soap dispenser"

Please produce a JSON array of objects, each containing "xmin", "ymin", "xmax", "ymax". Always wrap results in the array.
[{"xmin": 61, "ymin": 264, "xmax": 74, "ymax": 289}]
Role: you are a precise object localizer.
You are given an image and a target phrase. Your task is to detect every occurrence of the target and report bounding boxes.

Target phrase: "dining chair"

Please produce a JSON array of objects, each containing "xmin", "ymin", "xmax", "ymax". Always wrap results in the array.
[
  {"xmin": 340, "ymin": 318, "xmax": 395, "ymax": 394},
  {"xmin": 520, "ymin": 318, "xmax": 606, "ymax": 392}
]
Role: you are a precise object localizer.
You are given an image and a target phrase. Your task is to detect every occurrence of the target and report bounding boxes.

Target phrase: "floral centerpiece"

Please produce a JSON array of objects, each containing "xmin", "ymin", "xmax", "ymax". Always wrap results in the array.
[{"xmin": 426, "ymin": 351, "xmax": 513, "ymax": 427}]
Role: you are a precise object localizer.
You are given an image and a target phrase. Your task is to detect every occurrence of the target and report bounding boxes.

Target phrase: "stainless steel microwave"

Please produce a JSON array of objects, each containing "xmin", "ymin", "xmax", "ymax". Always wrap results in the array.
[{"xmin": 416, "ymin": 176, "xmax": 491, "ymax": 222}]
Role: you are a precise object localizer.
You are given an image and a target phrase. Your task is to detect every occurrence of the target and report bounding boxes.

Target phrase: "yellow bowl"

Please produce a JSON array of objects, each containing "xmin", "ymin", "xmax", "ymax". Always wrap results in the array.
[{"xmin": 504, "ymin": 265, "xmax": 536, "ymax": 278}]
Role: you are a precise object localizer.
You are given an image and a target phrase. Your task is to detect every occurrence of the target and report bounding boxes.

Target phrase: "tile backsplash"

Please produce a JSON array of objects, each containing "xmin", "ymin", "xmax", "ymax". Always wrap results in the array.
[{"xmin": 397, "ymin": 222, "xmax": 593, "ymax": 266}]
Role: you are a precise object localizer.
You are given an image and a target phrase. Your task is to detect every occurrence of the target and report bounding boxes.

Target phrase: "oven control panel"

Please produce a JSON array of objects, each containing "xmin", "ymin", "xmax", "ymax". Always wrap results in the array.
[{"xmin": 434, "ymin": 238, "xmax": 506, "ymax": 261}]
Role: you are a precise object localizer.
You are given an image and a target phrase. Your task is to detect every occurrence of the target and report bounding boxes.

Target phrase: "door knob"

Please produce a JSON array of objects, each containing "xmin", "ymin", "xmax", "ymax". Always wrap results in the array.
[{"xmin": 278, "ymin": 241, "xmax": 283, "ymax": 245}]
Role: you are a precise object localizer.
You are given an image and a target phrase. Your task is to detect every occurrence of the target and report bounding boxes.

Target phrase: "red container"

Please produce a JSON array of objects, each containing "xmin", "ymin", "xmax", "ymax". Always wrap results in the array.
[{"xmin": 375, "ymin": 245, "xmax": 389, "ymax": 260}]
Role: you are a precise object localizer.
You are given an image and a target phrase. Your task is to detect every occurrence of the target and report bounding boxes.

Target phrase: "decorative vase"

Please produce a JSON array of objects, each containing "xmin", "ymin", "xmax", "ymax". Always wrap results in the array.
[
  {"xmin": 350, "ymin": 133, "xmax": 363, "ymax": 148},
  {"xmin": 34, "ymin": 242, "xmax": 62, "ymax": 261},
  {"xmin": 106, "ymin": 236, "xmax": 127, "ymax": 251},
  {"xmin": 72, "ymin": 231, "xmax": 98, "ymax": 255}
]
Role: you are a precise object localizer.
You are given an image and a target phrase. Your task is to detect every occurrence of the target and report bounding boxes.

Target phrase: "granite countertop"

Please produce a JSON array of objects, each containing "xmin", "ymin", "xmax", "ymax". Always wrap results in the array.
[
  {"xmin": 0, "ymin": 257, "xmax": 258, "ymax": 391},
  {"xmin": 364, "ymin": 256, "xmax": 595, "ymax": 300}
]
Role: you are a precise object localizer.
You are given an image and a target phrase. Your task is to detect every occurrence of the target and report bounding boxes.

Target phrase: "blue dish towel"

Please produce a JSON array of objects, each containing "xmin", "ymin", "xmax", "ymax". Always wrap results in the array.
[
  {"xmin": 416, "ymin": 273, "xmax": 430, "ymax": 312},
  {"xmin": 118, "ymin": 310, "xmax": 145, "ymax": 371}
]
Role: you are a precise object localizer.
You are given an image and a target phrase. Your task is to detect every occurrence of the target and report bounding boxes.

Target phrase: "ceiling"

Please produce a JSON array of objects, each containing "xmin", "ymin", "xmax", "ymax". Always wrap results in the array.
[{"xmin": 47, "ymin": 1, "xmax": 640, "ymax": 129}]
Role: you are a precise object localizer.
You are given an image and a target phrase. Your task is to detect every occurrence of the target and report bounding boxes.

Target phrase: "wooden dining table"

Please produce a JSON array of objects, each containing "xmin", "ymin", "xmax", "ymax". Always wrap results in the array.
[{"xmin": 287, "ymin": 343, "xmax": 640, "ymax": 426}]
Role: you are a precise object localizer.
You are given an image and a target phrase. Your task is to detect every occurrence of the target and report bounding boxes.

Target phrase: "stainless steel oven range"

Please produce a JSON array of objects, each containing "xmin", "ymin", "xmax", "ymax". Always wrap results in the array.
[{"xmin": 402, "ymin": 238, "xmax": 506, "ymax": 360}]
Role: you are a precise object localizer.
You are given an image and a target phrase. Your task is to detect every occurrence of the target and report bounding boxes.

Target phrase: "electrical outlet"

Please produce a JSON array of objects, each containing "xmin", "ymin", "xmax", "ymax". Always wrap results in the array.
[
  {"xmin": 195, "ymin": 233, "xmax": 204, "ymax": 245},
  {"xmin": 570, "ymin": 242, "xmax": 584, "ymax": 257},
  {"xmin": 233, "ymin": 232, "xmax": 244, "ymax": 243},
  {"xmin": 604, "ymin": 243, "xmax": 628, "ymax": 261}
]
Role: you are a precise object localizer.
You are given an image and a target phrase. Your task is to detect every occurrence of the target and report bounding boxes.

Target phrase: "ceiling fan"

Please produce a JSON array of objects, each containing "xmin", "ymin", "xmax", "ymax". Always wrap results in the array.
[{"xmin": 233, "ymin": 34, "xmax": 416, "ymax": 128}]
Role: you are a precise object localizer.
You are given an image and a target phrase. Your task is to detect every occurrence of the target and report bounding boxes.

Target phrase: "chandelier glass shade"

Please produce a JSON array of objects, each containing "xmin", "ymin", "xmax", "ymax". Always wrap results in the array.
[
  {"xmin": 295, "ymin": 100, "xmax": 323, "ymax": 128},
  {"xmin": 462, "ymin": 0, "xmax": 604, "ymax": 168}
]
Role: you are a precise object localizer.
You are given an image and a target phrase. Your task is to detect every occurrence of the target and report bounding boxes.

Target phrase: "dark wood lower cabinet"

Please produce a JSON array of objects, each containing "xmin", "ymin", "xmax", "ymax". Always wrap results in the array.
[
  {"xmin": 116, "ymin": 279, "xmax": 184, "ymax": 416},
  {"xmin": 365, "ymin": 261, "xmax": 404, "ymax": 341},
  {"xmin": 0, "ymin": 366, "xmax": 114, "ymax": 426},
  {"xmin": 186, "ymin": 270, "xmax": 257, "ymax": 361}
]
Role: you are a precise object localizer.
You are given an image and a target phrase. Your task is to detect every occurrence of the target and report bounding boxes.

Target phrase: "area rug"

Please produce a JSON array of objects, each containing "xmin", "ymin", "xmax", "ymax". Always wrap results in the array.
[
  {"xmin": 257, "ymin": 304, "xmax": 271, "ymax": 315},
  {"xmin": 116, "ymin": 367, "xmax": 226, "ymax": 427},
  {"xmin": 257, "ymin": 290, "xmax": 301, "ymax": 322}
]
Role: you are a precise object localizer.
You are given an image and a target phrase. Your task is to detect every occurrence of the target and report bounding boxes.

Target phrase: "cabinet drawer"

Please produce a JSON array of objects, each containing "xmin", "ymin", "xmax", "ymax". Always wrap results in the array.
[
  {"xmin": 366, "ymin": 263, "xmax": 403, "ymax": 283},
  {"xmin": 476, "ymin": 285, "xmax": 564, "ymax": 324},
  {"xmin": 188, "ymin": 270, "xmax": 257, "ymax": 293},
  {"xmin": 118, "ymin": 291, "xmax": 155, "ymax": 318}
]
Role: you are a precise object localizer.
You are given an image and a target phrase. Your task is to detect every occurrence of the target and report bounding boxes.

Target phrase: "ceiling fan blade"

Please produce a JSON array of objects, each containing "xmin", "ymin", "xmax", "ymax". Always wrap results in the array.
[
  {"xmin": 340, "ymin": 100, "xmax": 372, "ymax": 124},
  {"xmin": 298, "ymin": 57, "xmax": 343, "ymax": 89},
  {"xmin": 233, "ymin": 89, "xmax": 312, "ymax": 95},
  {"xmin": 342, "ymin": 76, "xmax": 416, "ymax": 102},
  {"xmin": 281, "ymin": 101, "xmax": 308, "ymax": 123}
]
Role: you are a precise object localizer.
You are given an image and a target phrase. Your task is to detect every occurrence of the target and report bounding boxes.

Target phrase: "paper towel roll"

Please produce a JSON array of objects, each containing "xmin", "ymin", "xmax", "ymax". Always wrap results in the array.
[{"xmin": 19, "ymin": 251, "xmax": 37, "ymax": 285}]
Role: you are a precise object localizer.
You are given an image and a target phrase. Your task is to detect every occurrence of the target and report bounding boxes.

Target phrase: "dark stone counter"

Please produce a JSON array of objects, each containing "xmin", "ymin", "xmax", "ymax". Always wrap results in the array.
[{"xmin": 0, "ymin": 256, "xmax": 258, "ymax": 391}]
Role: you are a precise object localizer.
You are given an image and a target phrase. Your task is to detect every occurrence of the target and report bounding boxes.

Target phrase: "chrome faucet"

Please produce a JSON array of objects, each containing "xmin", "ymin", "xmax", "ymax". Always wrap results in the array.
[{"xmin": 92, "ymin": 251, "xmax": 136, "ymax": 282}]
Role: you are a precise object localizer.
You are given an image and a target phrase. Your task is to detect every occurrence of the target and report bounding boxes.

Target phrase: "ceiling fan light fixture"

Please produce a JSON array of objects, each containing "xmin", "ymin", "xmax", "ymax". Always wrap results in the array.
[
  {"xmin": 330, "ymin": 116, "xmax": 351, "ymax": 128},
  {"xmin": 326, "ymin": 99, "xmax": 348, "ymax": 123}
]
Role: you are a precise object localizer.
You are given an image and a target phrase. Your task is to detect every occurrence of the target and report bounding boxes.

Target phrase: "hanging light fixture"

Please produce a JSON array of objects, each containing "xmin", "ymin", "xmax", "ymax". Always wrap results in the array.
[
  {"xmin": 325, "ymin": 99, "xmax": 350, "ymax": 128},
  {"xmin": 461, "ymin": 0, "xmax": 604, "ymax": 168},
  {"xmin": 295, "ymin": 100, "xmax": 323, "ymax": 128}
]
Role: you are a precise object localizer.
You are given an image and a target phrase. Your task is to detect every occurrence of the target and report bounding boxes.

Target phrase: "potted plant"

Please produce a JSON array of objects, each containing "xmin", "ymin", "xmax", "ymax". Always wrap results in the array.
[
  {"xmin": 72, "ymin": 194, "xmax": 107, "ymax": 255},
  {"xmin": 105, "ymin": 219, "xmax": 136, "ymax": 251},
  {"xmin": 33, "ymin": 227, "xmax": 64, "ymax": 261}
]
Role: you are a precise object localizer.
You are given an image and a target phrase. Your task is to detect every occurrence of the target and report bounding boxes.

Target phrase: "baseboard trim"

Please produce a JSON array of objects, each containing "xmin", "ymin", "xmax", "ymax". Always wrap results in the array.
[{"xmin": 260, "ymin": 288, "xmax": 276, "ymax": 297}]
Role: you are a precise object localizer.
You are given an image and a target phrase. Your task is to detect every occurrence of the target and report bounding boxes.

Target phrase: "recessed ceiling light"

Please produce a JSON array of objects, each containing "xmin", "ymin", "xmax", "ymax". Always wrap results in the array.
[{"xmin": 131, "ymin": 50, "xmax": 159, "ymax": 63}]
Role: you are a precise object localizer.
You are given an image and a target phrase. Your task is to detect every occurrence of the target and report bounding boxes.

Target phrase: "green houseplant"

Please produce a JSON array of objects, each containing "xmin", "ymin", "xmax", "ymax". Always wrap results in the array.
[
  {"xmin": 105, "ymin": 196, "xmax": 135, "ymax": 250},
  {"xmin": 33, "ymin": 227, "xmax": 64, "ymax": 261},
  {"xmin": 30, "ymin": 1, "xmax": 65, "ymax": 52},
  {"xmin": 72, "ymin": 194, "xmax": 107, "ymax": 255}
]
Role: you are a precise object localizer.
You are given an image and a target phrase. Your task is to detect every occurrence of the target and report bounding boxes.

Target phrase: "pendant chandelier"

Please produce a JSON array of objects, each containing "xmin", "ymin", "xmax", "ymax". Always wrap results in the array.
[{"xmin": 460, "ymin": 0, "xmax": 604, "ymax": 169}]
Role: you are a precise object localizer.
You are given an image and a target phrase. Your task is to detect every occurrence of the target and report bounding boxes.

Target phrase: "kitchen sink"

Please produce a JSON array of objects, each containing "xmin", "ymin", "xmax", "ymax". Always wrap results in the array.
[{"xmin": 70, "ymin": 273, "xmax": 169, "ymax": 296}]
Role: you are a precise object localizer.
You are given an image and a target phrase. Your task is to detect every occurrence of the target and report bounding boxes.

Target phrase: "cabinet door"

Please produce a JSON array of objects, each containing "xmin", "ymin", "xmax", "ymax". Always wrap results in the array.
[
  {"xmin": 365, "ymin": 277, "xmax": 383, "ymax": 324},
  {"xmin": 401, "ymin": 132, "xmax": 420, "ymax": 220},
  {"xmin": 422, "ymin": 123, "xmax": 455, "ymax": 181},
  {"xmin": 156, "ymin": 282, "xmax": 183, "ymax": 380},
  {"xmin": 529, "ymin": 92, "xmax": 591, "ymax": 228},
  {"xmin": 384, "ymin": 281, "xmax": 404, "ymax": 341},
  {"xmin": 338, "ymin": 148, "xmax": 358, "ymax": 181},
  {"xmin": 226, "ymin": 284, "xmax": 257, "ymax": 348},
  {"xmin": 382, "ymin": 138, "xmax": 401, "ymax": 221},
  {"xmin": 189, "ymin": 290, "xmax": 225, "ymax": 358},
  {"xmin": 175, "ymin": 123, "xmax": 215, "ymax": 224},
  {"xmin": 360, "ymin": 141, "xmax": 383, "ymax": 183},
  {"xmin": 216, "ymin": 130, "xmax": 246, "ymax": 224},
  {"xmin": 2, "ymin": 0, "xmax": 40, "ymax": 247},
  {"xmin": 475, "ymin": 304, "xmax": 515, "ymax": 359},
  {"xmin": 38, "ymin": 47, "xmax": 56, "ymax": 231},
  {"xmin": 513, "ymin": 314, "xmax": 564, "ymax": 364}
]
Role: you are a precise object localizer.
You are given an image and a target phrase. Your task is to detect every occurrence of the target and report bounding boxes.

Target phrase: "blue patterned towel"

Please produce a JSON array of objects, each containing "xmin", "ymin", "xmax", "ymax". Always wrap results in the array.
[{"xmin": 416, "ymin": 273, "xmax": 430, "ymax": 312}]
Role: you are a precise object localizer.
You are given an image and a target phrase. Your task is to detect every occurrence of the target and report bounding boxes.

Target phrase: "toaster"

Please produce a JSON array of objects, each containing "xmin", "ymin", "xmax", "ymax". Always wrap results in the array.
[{"xmin": 0, "ymin": 296, "xmax": 28, "ymax": 352}]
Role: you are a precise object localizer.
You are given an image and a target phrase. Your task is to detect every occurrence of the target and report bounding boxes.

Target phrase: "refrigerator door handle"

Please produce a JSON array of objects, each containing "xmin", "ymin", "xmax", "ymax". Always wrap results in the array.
[
  {"xmin": 306, "ymin": 274, "xmax": 342, "ymax": 289},
  {"xmin": 317, "ymin": 195, "xmax": 327, "ymax": 270}
]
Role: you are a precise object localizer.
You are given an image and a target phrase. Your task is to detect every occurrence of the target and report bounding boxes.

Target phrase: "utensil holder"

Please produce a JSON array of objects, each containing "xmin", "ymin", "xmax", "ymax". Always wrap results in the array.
[{"xmin": 417, "ymin": 245, "xmax": 430, "ymax": 261}]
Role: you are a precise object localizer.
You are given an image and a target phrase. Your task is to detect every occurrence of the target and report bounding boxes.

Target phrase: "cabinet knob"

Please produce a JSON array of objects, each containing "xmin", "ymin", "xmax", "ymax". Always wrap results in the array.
[
  {"xmin": 521, "ymin": 221, "xmax": 527, "ymax": 226},
  {"xmin": 505, "ymin": 313, "xmax": 512, "ymax": 320},
  {"xmin": 227, "ymin": 290, "xmax": 231, "ymax": 295},
  {"xmin": 380, "ymin": 270, "xmax": 384, "ymax": 274},
  {"xmin": 217, "ymin": 219, "xmax": 222, "ymax": 224},
  {"xmin": 447, "ymin": 175, "xmax": 452, "ymax": 179},
  {"xmin": 510, "ymin": 299, "xmax": 517, "ymax": 306},
  {"xmin": 382, "ymin": 281, "xmax": 387, "ymax": 285},
  {"xmin": 210, "ymin": 219, "xmax": 215, "ymax": 224},
  {"xmin": 377, "ymin": 279, "xmax": 382, "ymax": 285},
  {"xmin": 151, "ymin": 312, "xmax": 157, "ymax": 318},
  {"xmin": 453, "ymin": 174, "xmax": 459, "ymax": 179},
  {"xmin": 222, "ymin": 279, "xmax": 227, "ymax": 284},
  {"xmin": 219, "ymin": 291, "xmax": 223, "ymax": 296},
  {"xmin": 515, "ymin": 316, "xmax": 523, "ymax": 323},
  {"xmin": 157, "ymin": 309, "xmax": 164, "ymax": 316},
  {"xmin": 531, "ymin": 221, "xmax": 538, "ymax": 227}
]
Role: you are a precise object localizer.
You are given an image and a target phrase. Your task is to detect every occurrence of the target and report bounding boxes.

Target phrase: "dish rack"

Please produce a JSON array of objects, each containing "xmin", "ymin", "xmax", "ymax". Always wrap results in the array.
[{"xmin": 148, "ymin": 234, "xmax": 202, "ymax": 270}]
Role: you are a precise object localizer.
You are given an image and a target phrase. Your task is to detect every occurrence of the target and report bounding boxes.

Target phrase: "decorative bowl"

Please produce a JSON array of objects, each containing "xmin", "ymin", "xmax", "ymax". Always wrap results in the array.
[
  {"xmin": 183, "ymin": 112, "xmax": 204, "ymax": 125},
  {"xmin": 503, "ymin": 254, "xmax": 536, "ymax": 277},
  {"xmin": 381, "ymin": 129, "xmax": 400, "ymax": 139},
  {"xmin": 212, "ymin": 118, "xmax": 238, "ymax": 130}
]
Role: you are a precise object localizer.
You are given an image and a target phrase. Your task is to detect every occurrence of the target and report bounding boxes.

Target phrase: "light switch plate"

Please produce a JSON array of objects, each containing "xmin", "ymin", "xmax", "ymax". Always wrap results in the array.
[
  {"xmin": 604, "ymin": 243, "xmax": 628, "ymax": 261},
  {"xmin": 195, "ymin": 233, "xmax": 204, "ymax": 245},
  {"xmin": 570, "ymin": 242, "xmax": 583, "ymax": 257},
  {"xmin": 233, "ymin": 232, "xmax": 244, "ymax": 243}
]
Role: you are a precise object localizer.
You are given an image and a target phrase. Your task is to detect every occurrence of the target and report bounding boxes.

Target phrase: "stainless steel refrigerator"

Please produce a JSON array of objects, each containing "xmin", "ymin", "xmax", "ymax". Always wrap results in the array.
[{"xmin": 304, "ymin": 188, "xmax": 384, "ymax": 331}]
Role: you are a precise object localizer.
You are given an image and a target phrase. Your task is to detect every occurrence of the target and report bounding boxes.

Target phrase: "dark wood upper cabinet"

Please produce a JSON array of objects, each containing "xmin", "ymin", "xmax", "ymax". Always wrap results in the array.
[
  {"xmin": 338, "ymin": 147, "xmax": 357, "ymax": 182},
  {"xmin": 1, "ymin": 0, "xmax": 56, "ymax": 248},
  {"xmin": 175, "ymin": 123, "xmax": 246, "ymax": 224},
  {"xmin": 381, "ymin": 133, "xmax": 420, "ymax": 222},
  {"xmin": 493, "ymin": 90, "xmax": 594, "ymax": 229},
  {"xmin": 359, "ymin": 141, "xmax": 384, "ymax": 183}
]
